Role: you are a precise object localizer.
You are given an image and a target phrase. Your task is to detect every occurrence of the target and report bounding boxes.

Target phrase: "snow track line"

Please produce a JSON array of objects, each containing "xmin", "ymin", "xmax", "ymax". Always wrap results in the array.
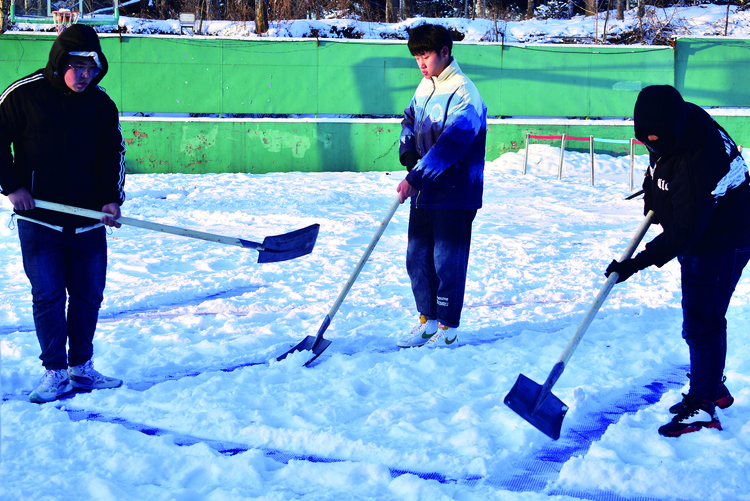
[
  {"xmin": 485, "ymin": 365, "xmax": 690, "ymax": 500},
  {"xmin": 0, "ymin": 285, "xmax": 266, "ymax": 336},
  {"xmin": 5, "ymin": 366, "xmax": 689, "ymax": 500}
]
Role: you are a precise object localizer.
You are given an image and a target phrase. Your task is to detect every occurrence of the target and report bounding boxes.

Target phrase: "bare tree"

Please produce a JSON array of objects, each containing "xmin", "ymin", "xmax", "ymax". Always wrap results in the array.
[
  {"xmin": 256, "ymin": 0, "xmax": 268, "ymax": 33},
  {"xmin": 527, "ymin": 0, "xmax": 533, "ymax": 18},
  {"xmin": 385, "ymin": 0, "xmax": 395, "ymax": 22},
  {"xmin": 586, "ymin": 0, "xmax": 597, "ymax": 16},
  {"xmin": 0, "ymin": 0, "xmax": 7, "ymax": 34},
  {"xmin": 617, "ymin": 0, "xmax": 624, "ymax": 20}
]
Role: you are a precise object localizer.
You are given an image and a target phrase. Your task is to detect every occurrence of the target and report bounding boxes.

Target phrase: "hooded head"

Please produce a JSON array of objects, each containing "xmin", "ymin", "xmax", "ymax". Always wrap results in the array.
[
  {"xmin": 43, "ymin": 24, "xmax": 108, "ymax": 93},
  {"xmin": 633, "ymin": 85, "xmax": 687, "ymax": 157}
]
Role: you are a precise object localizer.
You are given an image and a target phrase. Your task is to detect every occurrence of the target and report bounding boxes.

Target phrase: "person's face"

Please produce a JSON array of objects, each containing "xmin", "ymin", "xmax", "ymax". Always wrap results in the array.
[
  {"xmin": 414, "ymin": 47, "xmax": 451, "ymax": 79},
  {"xmin": 63, "ymin": 55, "xmax": 100, "ymax": 93}
]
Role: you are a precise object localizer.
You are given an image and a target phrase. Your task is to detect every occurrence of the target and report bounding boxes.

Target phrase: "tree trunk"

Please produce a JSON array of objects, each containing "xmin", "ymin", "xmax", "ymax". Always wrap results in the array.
[
  {"xmin": 585, "ymin": 0, "xmax": 597, "ymax": 16},
  {"xmin": 637, "ymin": 0, "xmax": 645, "ymax": 18},
  {"xmin": 0, "ymin": 0, "xmax": 7, "ymax": 34},
  {"xmin": 617, "ymin": 0, "xmax": 623, "ymax": 20},
  {"xmin": 527, "ymin": 0, "xmax": 533, "ymax": 18},
  {"xmin": 255, "ymin": 0, "xmax": 268, "ymax": 33},
  {"xmin": 385, "ymin": 0, "xmax": 394, "ymax": 22}
]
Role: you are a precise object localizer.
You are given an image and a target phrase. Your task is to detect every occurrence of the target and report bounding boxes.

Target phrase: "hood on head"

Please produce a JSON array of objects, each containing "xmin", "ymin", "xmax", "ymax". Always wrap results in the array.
[
  {"xmin": 43, "ymin": 24, "xmax": 108, "ymax": 92},
  {"xmin": 633, "ymin": 85, "xmax": 687, "ymax": 157}
]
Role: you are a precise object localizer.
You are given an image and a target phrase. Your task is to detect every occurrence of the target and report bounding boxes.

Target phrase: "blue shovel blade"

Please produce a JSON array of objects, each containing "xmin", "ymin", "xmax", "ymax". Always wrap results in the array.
[{"xmin": 504, "ymin": 373, "xmax": 568, "ymax": 440}]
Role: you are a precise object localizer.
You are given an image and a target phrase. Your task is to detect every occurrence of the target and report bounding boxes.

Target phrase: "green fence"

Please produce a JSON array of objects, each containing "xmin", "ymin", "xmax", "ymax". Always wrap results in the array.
[
  {"xmin": 0, "ymin": 34, "xmax": 678, "ymax": 116},
  {"xmin": 2, "ymin": 34, "xmax": 749, "ymax": 173}
]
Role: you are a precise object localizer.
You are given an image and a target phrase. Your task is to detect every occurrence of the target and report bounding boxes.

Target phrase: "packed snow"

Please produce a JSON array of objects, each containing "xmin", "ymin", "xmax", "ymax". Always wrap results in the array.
[{"xmin": 2, "ymin": 145, "xmax": 750, "ymax": 500}]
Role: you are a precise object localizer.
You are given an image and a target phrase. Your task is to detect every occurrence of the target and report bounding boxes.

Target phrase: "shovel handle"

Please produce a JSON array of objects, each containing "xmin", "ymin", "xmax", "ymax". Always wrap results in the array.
[
  {"xmin": 313, "ymin": 196, "xmax": 401, "ymax": 344},
  {"xmin": 534, "ymin": 210, "xmax": 655, "ymax": 409},
  {"xmin": 33, "ymin": 199, "xmax": 263, "ymax": 250}
]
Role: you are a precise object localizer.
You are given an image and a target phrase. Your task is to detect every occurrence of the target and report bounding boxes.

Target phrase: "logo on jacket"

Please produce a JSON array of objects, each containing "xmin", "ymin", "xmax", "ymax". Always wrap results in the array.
[
  {"xmin": 429, "ymin": 103, "xmax": 444, "ymax": 124},
  {"xmin": 657, "ymin": 178, "xmax": 669, "ymax": 192}
]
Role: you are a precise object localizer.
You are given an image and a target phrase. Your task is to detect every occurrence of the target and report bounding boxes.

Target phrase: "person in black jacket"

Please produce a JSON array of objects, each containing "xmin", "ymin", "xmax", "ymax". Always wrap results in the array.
[
  {"xmin": 606, "ymin": 85, "xmax": 750, "ymax": 437},
  {"xmin": 0, "ymin": 25, "xmax": 126, "ymax": 403}
]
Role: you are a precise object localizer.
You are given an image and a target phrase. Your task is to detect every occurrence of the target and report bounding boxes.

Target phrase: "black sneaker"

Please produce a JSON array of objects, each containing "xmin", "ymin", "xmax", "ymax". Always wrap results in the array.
[
  {"xmin": 669, "ymin": 375, "xmax": 734, "ymax": 413},
  {"xmin": 659, "ymin": 394, "xmax": 722, "ymax": 437}
]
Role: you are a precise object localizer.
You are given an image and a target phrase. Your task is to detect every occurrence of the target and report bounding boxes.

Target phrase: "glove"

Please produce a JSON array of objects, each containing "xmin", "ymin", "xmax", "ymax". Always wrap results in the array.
[
  {"xmin": 401, "ymin": 151, "xmax": 420, "ymax": 172},
  {"xmin": 605, "ymin": 253, "xmax": 649, "ymax": 284}
]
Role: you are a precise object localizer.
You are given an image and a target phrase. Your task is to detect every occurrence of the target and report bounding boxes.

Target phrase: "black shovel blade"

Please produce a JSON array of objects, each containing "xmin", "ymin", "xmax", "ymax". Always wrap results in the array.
[
  {"xmin": 275, "ymin": 335, "xmax": 333, "ymax": 365},
  {"xmin": 255, "ymin": 224, "xmax": 320, "ymax": 264},
  {"xmin": 504, "ymin": 373, "xmax": 568, "ymax": 440},
  {"xmin": 304, "ymin": 337, "xmax": 332, "ymax": 366},
  {"xmin": 276, "ymin": 336, "xmax": 315, "ymax": 362}
]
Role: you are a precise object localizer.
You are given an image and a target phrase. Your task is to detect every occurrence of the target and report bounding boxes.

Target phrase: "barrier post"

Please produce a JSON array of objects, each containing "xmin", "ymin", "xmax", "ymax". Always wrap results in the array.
[
  {"xmin": 630, "ymin": 138, "xmax": 635, "ymax": 192},
  {"xmin": 558, "ymin": 134, "xmax": 566, "ymax": 180},
  {"xmin": 523, "ymin": 132, "xmax": 530, "ymax": 175},
  {"xmin": 589, "ymin": 135, "xmax": 595, "ymax": 186}
]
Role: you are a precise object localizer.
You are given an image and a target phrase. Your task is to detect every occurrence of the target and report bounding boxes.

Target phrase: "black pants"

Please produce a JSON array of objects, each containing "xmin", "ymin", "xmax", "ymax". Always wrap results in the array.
[
  {"xmin": 406, "ymin": 207, "xmax": 477, "ymax": 328},
  {"xmin": 679, "ymin": 246, "xmax": 750, "ymax": 402}
]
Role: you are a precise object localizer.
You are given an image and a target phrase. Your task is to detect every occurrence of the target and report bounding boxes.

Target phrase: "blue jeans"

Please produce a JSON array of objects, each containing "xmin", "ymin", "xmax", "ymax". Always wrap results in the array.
[
  {"xmin": 406, "ymin": 208, "xmax": 476, "ymax": 328},
  {"xmin": 679, "ymin": 247, "xmax": 750, "ymax": 402},
  {"xmin": 18, "ymin": 220, "xmax": 107, "ymax": 370}
]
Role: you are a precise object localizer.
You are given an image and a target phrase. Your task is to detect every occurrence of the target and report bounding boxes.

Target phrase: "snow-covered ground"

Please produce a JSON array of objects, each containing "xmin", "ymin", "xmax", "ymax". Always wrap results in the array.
[{"xmin": 3, "ymin": 145, "xmax": 750, "ymax": 500}]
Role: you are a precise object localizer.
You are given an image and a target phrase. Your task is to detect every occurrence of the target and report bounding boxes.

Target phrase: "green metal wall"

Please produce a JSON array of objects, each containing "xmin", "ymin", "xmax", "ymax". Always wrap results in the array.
[
  {"xmin": 1, "ymin": 33, "xmax": 676, "ymax": 117},
  {"xmin": 2, "ymin": 34, "xmax": 750, "ymax": 174}
]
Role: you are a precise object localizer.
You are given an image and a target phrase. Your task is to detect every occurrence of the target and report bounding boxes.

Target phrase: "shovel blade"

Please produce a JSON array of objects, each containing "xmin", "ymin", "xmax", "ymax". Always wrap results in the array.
[
  {"xmin": 304, "ymin": 338, "xmax": 332, "ymax": 366},
  {"xmin": 504, "ymin": 373, "xmax": 568, "ymax": 440},
  {"xmin": 257, "ymin": 224, "xmax": 320, "ymax": 264},
  {"xmin": 276, "ymin": 336, "xmax": 316, "ymax": 362},
  {"xmin": 275, "ymin": 336, "xmax": 332, "ymax": 365}
]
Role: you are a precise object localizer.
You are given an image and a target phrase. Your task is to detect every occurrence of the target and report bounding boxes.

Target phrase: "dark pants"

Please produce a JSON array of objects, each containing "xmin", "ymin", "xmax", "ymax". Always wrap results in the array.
[
  {"xmin": 679, "ymin": 247, "xmax": 750, "ymax": 402},
  {"xmin": 18, "ymin": 220, "xmax": 107, "ymax": 370},
  {"xmin": 406, "ymin": 207, "xmax": 476, "ymax": 328}
]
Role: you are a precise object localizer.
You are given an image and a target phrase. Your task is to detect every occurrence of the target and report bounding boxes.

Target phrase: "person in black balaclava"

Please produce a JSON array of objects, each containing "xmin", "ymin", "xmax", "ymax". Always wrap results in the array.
[
  {"xmin": 605, "ymin": 85, "xmax": 750, "ymax": 437},
  {"xmin": 0, "ymin": 25, "xmax": 126, "ymax": 403}
]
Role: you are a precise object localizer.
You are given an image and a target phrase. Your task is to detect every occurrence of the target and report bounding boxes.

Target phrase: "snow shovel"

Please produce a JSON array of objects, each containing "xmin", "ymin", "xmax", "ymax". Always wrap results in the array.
[
  {"xmin": 504, "ymin": 211, "xmax": 654, "ymax": 440},
  {"xmin": 276, "ymin": 196, "xmax": 401, "ymax": 366},
  {"xmin": 33, "ymin": 199, "xmax": 319, "ymax": 264}
]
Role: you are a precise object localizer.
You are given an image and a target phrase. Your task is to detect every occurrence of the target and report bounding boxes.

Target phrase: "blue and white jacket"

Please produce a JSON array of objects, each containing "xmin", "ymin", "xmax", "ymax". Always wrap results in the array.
[{"xmin": 399, "ymin": 58, "xmax": 487, "ymax": 210}]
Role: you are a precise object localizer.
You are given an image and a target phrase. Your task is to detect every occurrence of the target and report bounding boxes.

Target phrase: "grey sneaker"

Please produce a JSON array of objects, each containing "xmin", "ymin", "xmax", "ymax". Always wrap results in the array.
[
  {"xmin": 397, "ymin": 315, "xmax": 438, "ymax": 347},
  {"xmin": 68, "ymin": 360, "xmax": 123, "ymax": 390},
  {"xmin": 425, "ymin": 324, "xmax": 459, "ymax": 349},
  {"xmin": 29, "ymin": 369, "xmax": 73, "ymax": 403}
]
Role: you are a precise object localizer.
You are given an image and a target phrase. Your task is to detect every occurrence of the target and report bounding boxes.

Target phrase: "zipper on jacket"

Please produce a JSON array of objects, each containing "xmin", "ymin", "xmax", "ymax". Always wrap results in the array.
[
  {"xmin": 414, "ymin": 79, "xmax": 437, "ymax": 209},
  {"xmin": 416, "ymin": 79, "xmax": 437, "ymax": 158}
]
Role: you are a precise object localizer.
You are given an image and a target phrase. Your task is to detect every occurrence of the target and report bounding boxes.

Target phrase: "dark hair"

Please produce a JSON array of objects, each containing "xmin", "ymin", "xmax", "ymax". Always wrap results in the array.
[{"xmin": 408, "ymin": 24, "xmax": 453, "ymax": 57}]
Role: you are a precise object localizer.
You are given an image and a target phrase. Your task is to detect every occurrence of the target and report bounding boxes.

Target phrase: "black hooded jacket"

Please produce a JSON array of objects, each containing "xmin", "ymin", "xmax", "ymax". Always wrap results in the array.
[
  {"xmin": 634, "ymin": 85, "xmax": 750, "ymax": 267},
  {"xmin": 0, "ymin": 25, "xmax": 125, "ymax": 231}
]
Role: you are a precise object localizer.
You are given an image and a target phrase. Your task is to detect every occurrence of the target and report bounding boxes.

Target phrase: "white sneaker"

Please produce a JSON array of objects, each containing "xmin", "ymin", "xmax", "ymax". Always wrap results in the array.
[
  {"xmin": 425, "ymin": 324, "xmax": 459, "ymax": 349},
  {"xmin": 29, "ymin": 369, "xmax": 73, "ymax": 403},
  {"xmin": 397, "ymin": 315, "xmax": 438, "ymax": 347},
  {"xmin": 68, "ymin": 360, "xmax": 123, "ymax": 390}
]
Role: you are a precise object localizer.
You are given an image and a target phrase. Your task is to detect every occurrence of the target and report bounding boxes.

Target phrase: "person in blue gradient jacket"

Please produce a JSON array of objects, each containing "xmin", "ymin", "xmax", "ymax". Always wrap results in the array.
[{"xmin": 396, "ymin": 23, "xmax": 487, "ymax": 349}]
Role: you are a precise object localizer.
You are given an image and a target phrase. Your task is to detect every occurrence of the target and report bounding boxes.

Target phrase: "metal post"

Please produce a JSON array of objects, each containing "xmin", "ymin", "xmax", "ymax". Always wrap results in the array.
[
  {"xmin": 523, "ymin": 133, "xmax": 530, "ymax": 175},
  {"xmin": 590, "ymin": 135, "xmax": 595, "ymax": 186},
  {"xmin": 558, "ymin": 134, "xmax": 566, "ymax": 181},
  {"xmin": 629, "ymin": 138, "xmax": 635, "ymax": 192}
]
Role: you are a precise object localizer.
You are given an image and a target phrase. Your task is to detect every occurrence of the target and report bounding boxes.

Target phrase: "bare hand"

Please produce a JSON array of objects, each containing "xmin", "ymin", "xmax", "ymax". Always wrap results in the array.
[
  {"xmin": 397, "ymin": 179, "xmax": 416, "ymax": 204},
  {"xmin": 101, "ymin": 203, "xmax": 122, "ymax": 228},
  {"xmin": 8, "ymin": 188, "xmax": 35, "ymax": 211}
]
